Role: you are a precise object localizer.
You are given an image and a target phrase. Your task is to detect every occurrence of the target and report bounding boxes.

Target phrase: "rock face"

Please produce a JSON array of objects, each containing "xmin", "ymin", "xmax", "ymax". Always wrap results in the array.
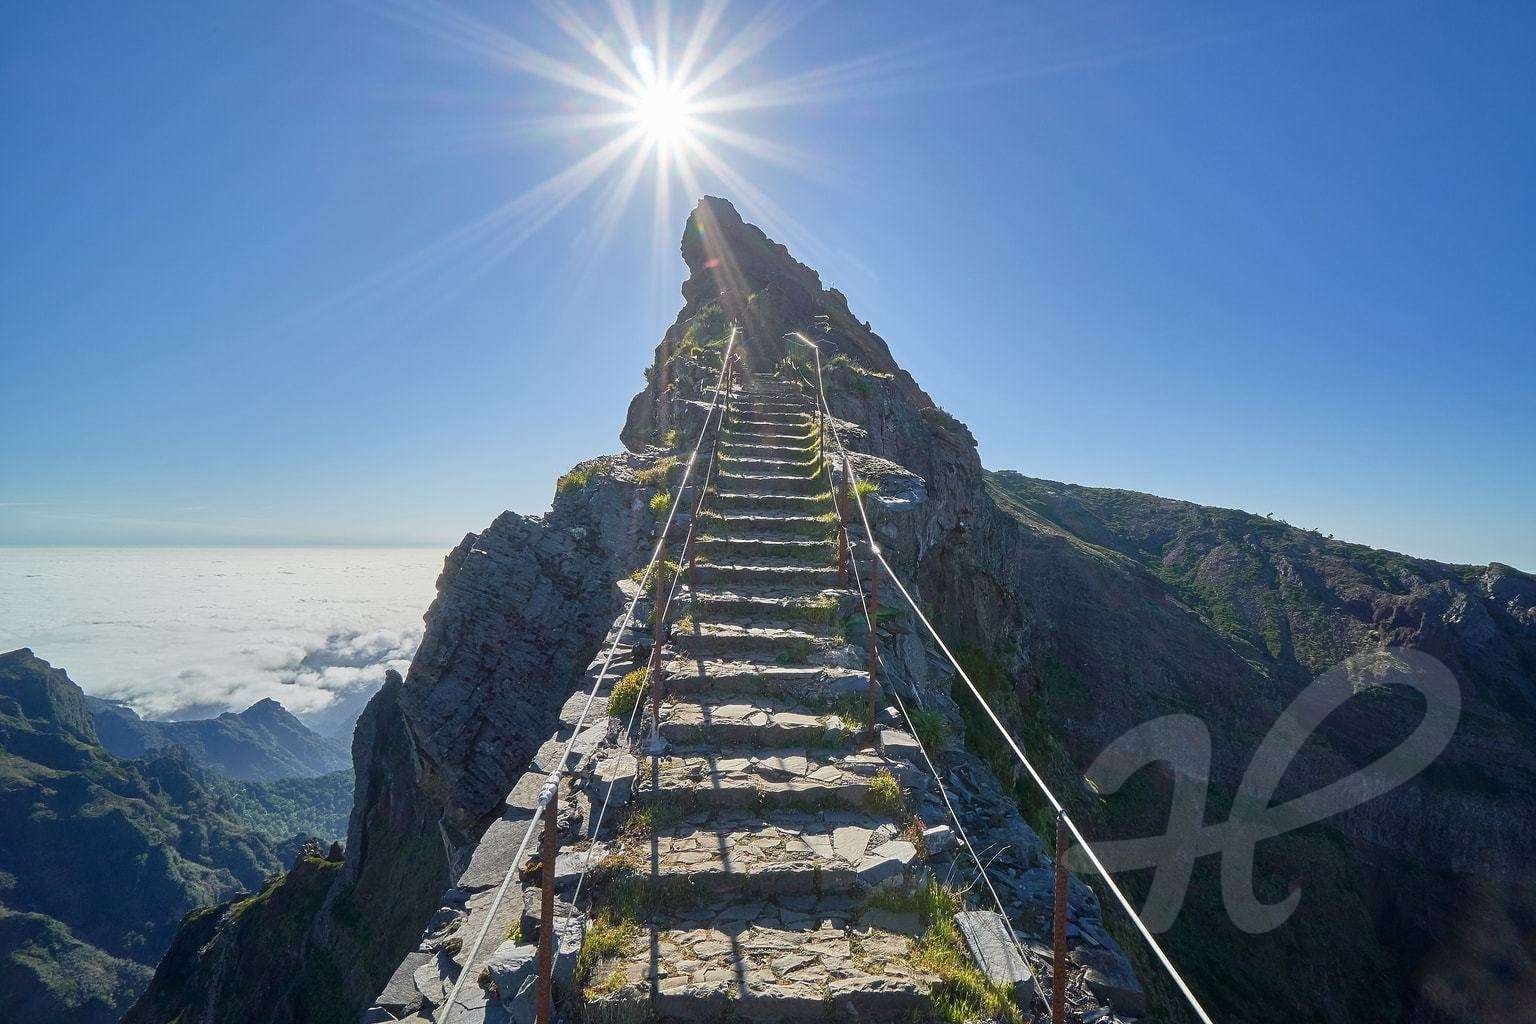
[
  {"xmin": 129, "ymin": 460, "xmax": 663, "ymax": 1021},
  {"xmin": 136, "ymin": 197, "xmax": 1535, "ymax": 1024},
  {"xmin": 120, "ymin": 855, "xmax": 346, "ymax": 1024},
  {"xmin": 0, "ymin": 649, "xmax": 282, "ymax": 1024},
  {"xmin": 976, "ymin": 472, "xmax": 1536, "ymax": 1024},
  {"xmin": 87, "ymin": 694, "xmax": 350, "ymax": 780}
]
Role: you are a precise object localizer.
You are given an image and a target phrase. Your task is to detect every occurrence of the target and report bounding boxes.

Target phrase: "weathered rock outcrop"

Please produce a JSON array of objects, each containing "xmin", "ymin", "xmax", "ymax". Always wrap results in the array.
[
  {"xmin": 121, "ymin": 854, "xmax": 348, "ymax": 1024},
  {"xmin": 980, "ymin": 473, "xmax": 1536, "ymax": 1024},
  {"xmin": 128, "ymin": 456, "xmax": 666, "ymax": 1022}
]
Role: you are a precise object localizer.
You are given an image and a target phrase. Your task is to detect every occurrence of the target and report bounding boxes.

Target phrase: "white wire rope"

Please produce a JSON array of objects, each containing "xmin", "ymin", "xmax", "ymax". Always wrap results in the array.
[
  {"xmin": 826, "ymin": 445, "xmax": 1056, "ymax": 1016},
  {"xmin": 797, "ymin": 333, "xmax": 1217, "ymax": 1024},
  {"xmin": 435, "ymin": 329, "xmax": 738, "ymax": 1023},
  {"xmin": 568, "ymin": 358, "xmax": 735, "ymax": 908}
]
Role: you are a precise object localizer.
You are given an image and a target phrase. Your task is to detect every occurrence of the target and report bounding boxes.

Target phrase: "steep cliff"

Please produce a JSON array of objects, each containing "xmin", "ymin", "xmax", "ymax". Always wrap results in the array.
[
  {"xmin": 128, "ymin": 466, "xmax": 665, "ymax": 1022},
  {"xmin": 980, "ymin": 472, "xmax": 1536, "ymax": 1024},
  {"xmin": 613, "ymin": 198, "xmax": 1536, "ymax": 1023}
]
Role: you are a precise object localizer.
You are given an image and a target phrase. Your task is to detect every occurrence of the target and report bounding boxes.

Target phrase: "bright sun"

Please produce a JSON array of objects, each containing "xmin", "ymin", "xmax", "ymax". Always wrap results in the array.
[
  {"xmin": 631, "ymin": 79, "xmax": 693, "ymax": 146},
  {"xmin": 624, "ymin": 42, "xmax": 696, "ymax": 148}
]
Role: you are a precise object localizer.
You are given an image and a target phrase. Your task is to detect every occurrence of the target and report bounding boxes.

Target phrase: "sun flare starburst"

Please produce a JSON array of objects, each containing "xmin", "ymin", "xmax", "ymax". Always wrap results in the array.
[{"xmin": 364, "ymin": 0, "xmax": 946, "ymax": 315}]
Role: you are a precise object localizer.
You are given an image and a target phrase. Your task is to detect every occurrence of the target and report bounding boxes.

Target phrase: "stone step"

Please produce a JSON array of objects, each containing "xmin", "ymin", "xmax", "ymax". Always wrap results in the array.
[
  {"xmin": 658, "ymin": 694, "xmax": 854, "ymax": 747},
  {"xmin": 719, "ymin": 445, "xmax": 813, "ymax": 463},
  {"xmin": 582, "ymin": 896, "xmax": 933, "ymax": 1023},
  {"xmin": 662, "ymin": 659, "xmax": 867, "ymax": 700},
  {"xmin": 692, "ymin": 561, "xmax": 840, "ymax": 587},
  {"xmin": 729, "ymin": 415, "xmax": 812, "ymax": 430},
  {"xmin": 695, "ymin": 536, "xmax": 834, "ymax": 561},
  {"xmin": 733, "ymin": 412, "xmax": 810, "ymax": 428},
  {"xmin": 721, "ymin": 438, "xmax": 814, "ymax": 453},
  {"xmin": 719, "ymin": 453, "xmax": 820, "ymax": 474},
  {"xmin": 698, "ymin": 512, "xmax": 834, "ymax": 538},
  {"xmin": 689, "ymin": 585, "xmax": 842, "ymax": 619},
  {"xmin": 719, "ymin": 441, "xmax": 816, "ymax": 459},
  {"xmin": 639, "ymin": 747, "xmax": 921, "ymax": 812},
  {"xmin": 714, "ymin": 471, "xmax": 824, "ymax": 496},
  {"xmin": 724, "ymin": 422, "xmax": 813, "ymax": 439},
  {"xmin": 735, "ymin": 407, "xmax": 812, "ymax": 419},
  {"xmin": 639, "ymin": 807, "xmax": 914, "ymax": 898},
  {"xmin": 670, "ymin": 620, "xmax": 835, "ymax": 661},
  {"xmin": 714, "ymin": 491, "xmax": 833, "ymax": 514}
]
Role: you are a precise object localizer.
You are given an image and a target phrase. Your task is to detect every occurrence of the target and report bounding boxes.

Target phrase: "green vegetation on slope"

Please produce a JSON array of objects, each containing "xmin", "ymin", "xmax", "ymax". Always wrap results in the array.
[
  {"xmin": 0, "ymin": 649, "xmax": 283, "ymax": 1024},
  {"xmin": 122, "ymin": 856, "xmax": 350, "ymax": 1024},
  {"xmin": 212, "ymin": 769, "xmax": 355, "ymax": 844},
  {"xmin": 0, "ymin": 908, "xmax": 153, "ymax": 1024}
]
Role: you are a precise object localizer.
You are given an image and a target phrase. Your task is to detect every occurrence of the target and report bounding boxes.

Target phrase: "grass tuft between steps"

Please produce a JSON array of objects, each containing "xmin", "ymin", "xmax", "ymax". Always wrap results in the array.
[
  {"xmin": 865, "ymin": 769, "xmax": 906, "ymax": 816},
  {"xmin": 608, "ymin": 668, "xmax": 647, "ymax": 721},
  {"xmin": 649, "ymin": 491, "xmax": 673, "ymax": 520},
  {"xmin": 869, "ymin": 880, "xmax": 1024, "ymax": 1024},
  {"xmin": 575, "ymin": 915, "xmax": 638, "ymax": 994},
  {"xmin": 907, "ymin": 708, "xmax": 949, "ymax": 752}
]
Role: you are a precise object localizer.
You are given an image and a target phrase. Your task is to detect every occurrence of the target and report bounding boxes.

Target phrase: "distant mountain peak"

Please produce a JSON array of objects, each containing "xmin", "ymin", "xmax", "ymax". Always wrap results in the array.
[
  {"xmin": 235, "ymin": 696, "xmax": 298, "ymax": 723},
  {"xmin": 84, "ymin": 686, "xmax": 347, "ymax": 782}
]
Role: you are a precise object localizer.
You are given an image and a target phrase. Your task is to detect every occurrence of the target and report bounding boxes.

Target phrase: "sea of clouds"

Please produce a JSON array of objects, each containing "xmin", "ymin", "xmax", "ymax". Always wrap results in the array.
[{"xmin": 0, "ymin": 547, "xmax": 446, "ymax": 736}]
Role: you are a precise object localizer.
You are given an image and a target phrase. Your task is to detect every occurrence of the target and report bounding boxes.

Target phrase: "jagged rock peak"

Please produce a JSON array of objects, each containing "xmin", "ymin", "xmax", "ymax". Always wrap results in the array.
[
  {"xmin": 622, "ymin": 195, "xmax": 957, "ymax": 451},
  {"xmin": 676, "ymin": 195, "xmax": 905, "ymax": 376}
]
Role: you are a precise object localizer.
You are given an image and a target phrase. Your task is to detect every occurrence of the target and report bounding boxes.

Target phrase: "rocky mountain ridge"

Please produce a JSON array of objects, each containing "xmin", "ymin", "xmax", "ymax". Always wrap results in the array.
[{"xmin": 131, "ymin": 197, "xmax": 1536, "ymax": 1024}]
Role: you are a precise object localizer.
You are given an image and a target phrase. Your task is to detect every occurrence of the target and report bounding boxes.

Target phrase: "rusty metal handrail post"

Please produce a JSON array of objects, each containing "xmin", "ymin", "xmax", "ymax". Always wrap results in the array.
[
  {"xmin": 535, "ymin": 781, "xmax": 558, "ymax": 1024},
  {"xmin": 837, "ymin": 458, "xmax": 852, "ymax": 589},
  {"xmin": 1052, "ymin": 810, "xmax": 1069, "ymax": 1024},
  {"xmin": 685, "ymin": 527, "xmax": 699, "ymax": 611},
  {"xmin": 649, "ymin": 532, "xmax": 668, "ymax": 738},
  {"xmin": 865, "ymin": 551, "xmax": 879, "ymax": 739},
  {"xmin": 687, "ymin": 436, "xmax": 710, "ymax": 611}
]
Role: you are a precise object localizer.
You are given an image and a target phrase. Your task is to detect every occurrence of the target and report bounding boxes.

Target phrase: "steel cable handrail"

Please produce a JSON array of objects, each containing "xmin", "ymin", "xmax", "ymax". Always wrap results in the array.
[
  {"xmin": 435, "ymin": 328, "xmax": 738, "ymax": 1023},
  {"xmin": 568, "ymin": 359, "xmax": 734, "ymax": 909},
  {"xmin": 827, "ymin": 458, "xmax": 1057, "ymax": 1016},
  {"xmin": 789, "ymin": 353, "xmax": 1053, "ymax": 1010},
  {"xmin": 796, "ymin": 332, "xmax": 1217, "ymax": 1024}
]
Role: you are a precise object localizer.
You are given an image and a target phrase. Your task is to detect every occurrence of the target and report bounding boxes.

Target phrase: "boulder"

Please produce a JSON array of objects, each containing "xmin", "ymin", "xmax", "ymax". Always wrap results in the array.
[
  {"xmin": 480, "ymin": 941, "xmax": 538, "ymax": 1021},
  {"xmin": 1075, "ymin": 945, "xmax": 1146, "ymax": 1015},
  {"xmin": 921, "ymin": 823, "xmax": 956, "ymax": 854},
  {"xmin": 375, "ymin": 950, "xmax": 431, "ymax": 1015}
]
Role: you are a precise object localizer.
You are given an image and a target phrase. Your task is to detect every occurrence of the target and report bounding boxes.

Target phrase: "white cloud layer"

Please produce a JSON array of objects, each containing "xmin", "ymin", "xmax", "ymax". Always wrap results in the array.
[{"xmin": 0, "ymin": 547, "xmax": 444, "ymax": 735}]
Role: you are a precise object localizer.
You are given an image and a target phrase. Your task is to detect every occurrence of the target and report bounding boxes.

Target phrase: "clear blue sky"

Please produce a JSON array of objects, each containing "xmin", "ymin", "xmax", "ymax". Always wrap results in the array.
[{"xmin": 3, "ymin": 1, "xmax": 1532, "ymax": 569}]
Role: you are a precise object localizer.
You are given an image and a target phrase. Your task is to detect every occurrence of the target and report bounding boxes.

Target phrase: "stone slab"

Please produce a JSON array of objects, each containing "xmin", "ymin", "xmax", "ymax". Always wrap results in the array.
[
  {"xmin": 954, "ymin": 910, "xmax": 1035, "ymax": 1002},
  {"xmin": 457, "ymin": 810, "xmax": 538, "ymax": 891}
]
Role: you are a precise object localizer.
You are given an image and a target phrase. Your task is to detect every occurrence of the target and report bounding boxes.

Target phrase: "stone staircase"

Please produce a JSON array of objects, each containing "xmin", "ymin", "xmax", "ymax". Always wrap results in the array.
[{"xmin": 584, "ymin": 372, "xmax": 938, "ymax": 1022}]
